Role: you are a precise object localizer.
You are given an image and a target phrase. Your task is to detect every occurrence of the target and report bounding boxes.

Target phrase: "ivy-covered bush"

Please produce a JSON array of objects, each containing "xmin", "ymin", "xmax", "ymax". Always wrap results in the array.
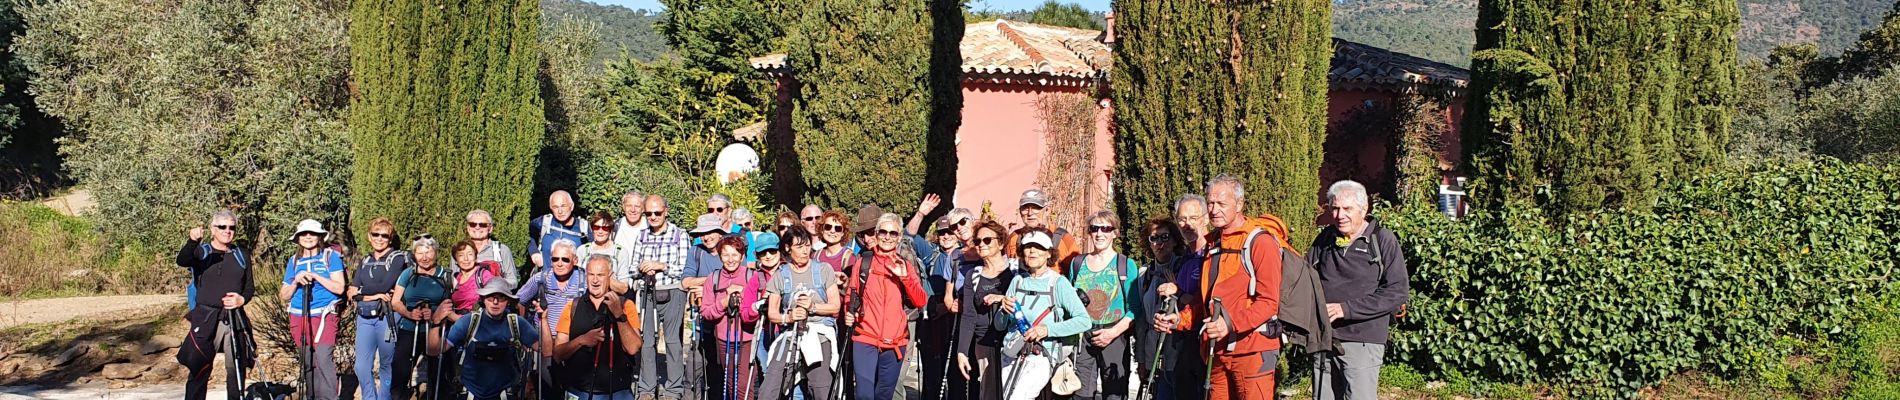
[{"xmin": 1385, "ymin": 160, "xmax": 1900, "ymax": 396}]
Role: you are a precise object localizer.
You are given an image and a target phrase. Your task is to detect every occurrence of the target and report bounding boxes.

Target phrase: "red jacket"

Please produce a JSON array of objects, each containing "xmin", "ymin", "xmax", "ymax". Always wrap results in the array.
[
  {"xmin": 1197, "ymin": 215, "xmax": 1287, "ymax": 355},
  {"xmin": 845, "ymin": 251, "xmax": 927, "ymax": 353}
]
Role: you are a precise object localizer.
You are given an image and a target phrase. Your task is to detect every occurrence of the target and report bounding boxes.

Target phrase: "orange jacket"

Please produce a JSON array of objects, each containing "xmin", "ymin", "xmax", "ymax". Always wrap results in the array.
[{"xmin": 1196, "ymin": 214, "xmax": 1288, "ymax": 355}]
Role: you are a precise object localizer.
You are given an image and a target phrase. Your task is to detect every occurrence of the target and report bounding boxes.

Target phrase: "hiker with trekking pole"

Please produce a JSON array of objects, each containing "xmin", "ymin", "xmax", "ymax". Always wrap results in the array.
[
  {"xmin": 952, "ymin": 220, "xmax": 1016, "ymax": 400},
  {"xmin": 1135, "ymin": 215, "xmax": 1200, "ymax": 400},
  {"xmin": 1195, "ymin": 175, "xmax": 1290, "ymax": 400},
  {"xmin": 902, "ymin": 195, "xmax": 975, "ymax": 400},
  {"xmin": 681, "ymin": 212, "xmax": 732, "ymax": 400},
  {"xmin": 699, "ymin": 236, "xmax": 764, "ymax": 400},
  {"xmin": 390, "ymin": 236, "xmax": 450, "ymax": 400},
  {"xmin": 516, "ymin": 239, "xmax": 588, "ymax": 400},
  {"xmin": 352, "ymin": 218, "xmax": 413, "ymax": 400},
  {"xmin": 626, "ymin": 194, "xmax": 694, "ymax": 400},
  {"xmin": 996, "ymin": 228, "xmax": 1092, "ymax": 400},
  {"xmin": 551, "ymin": 254, "xmax": 644, "ymax": 400},
  {"xmin": 281, "ymin": 219, "xmax": 347, "ymax": 400},
  {"xmin": 1308, "ymin": 180, "xmax": 1410, "ymax": 400},
  {"xmin": 430, "ymin": 277, "xmax": 538, "ymax": 400},
  {"xmin": 841, "ymin": 210, "xmax": 927, "ymax": 400},
  {"xmin": 1068, "ymin": 211, "xmax": 1143, "ymax": 400},
  {"xmin": 757, "ymin": 226, "xmax": 843, "ymax": 400},
  {"xmin": 176, "ymin": 209, "xmax": 258, "ymax": 400}
]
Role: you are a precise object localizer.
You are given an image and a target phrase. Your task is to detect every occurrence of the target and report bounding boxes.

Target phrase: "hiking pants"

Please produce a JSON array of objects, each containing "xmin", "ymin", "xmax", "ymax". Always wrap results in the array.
[
  {"xmin": 637, "ymin": 289, "xmax": 687, "ymax": 399},
  {"xmin": 290, "ymin": 313, "xmax": 341, "ymax": 400},
  {"xmin": 852, "ymin": 343, "xmax": 903, "ymax": 400},
  {"xmin": 179, "ymin": 308, "xmax": 244, "ymax": 400},
  {"xmin": 757, "ymin": 333, "xmax": 836, "ymax": 400},
  {"xmin": 1076, "ymin": 333, "xmax": 1130, "ymax": 400},
  {"xmin": 1313, "ymin": 342, "xmax": 1384, "ymax": 400},
  {"xmin": 1208, "ymin": 350, "xmax": 1276, "ymax": 400},
  {"xmin": 355, "ymin": 316, "xmax": 396, "ymax": 400}
]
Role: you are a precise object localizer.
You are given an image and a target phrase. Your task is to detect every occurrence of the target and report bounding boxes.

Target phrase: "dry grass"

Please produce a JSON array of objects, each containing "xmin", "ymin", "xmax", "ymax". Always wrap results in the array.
[{"xmin": 0, "ymin": 201, "xmax": 181, "ymax": 299}]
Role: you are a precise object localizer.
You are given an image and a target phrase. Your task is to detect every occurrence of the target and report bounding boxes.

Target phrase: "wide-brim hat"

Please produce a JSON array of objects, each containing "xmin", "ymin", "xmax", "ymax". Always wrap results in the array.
[
  {"xmin": 853, "ymin": 205, "xmax": 884, "ymax": 233},
  {"xmin": 293, "ymin": 219, "xmax": 328, "ymax": 236},
  {"xmin": 476, "ymin": 277, "xmax": 517, "ymax": 300},
  {"xmin": 690, "ymin": 213, "xmax": 728, "ymax": 235}
]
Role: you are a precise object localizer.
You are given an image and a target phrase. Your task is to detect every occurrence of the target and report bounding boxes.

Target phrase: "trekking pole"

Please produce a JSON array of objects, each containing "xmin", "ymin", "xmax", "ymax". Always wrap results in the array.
[
  {"xmin": 938, "ymin": 312, "xmax": 960, "ymax": 400},
  {"xmin": 1141, "ymin": 295, "xmax": 1178, "ymax": 400},
  {"xmin": 223, "ymin": 309, "xmax": 247, "ymax": 395},
  {"xmin": 299, "ymin": 282, "xmax": 316, "ymax": 400},
  {"xmin": 1202, "ymin": 298, "xmax": 1226, "ymax": 400}
]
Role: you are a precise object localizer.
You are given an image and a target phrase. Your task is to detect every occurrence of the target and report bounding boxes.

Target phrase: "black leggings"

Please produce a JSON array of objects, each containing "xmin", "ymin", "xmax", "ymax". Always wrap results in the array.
[{"xmin": 179, "ymin": 309, "xmax": 247, "ymax": 400}]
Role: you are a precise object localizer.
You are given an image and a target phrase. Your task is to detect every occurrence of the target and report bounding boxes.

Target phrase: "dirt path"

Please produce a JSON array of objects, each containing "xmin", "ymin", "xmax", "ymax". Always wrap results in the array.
[{"xmin": 0, "ymin": 295, "xmax": 179, "ymax": 330}]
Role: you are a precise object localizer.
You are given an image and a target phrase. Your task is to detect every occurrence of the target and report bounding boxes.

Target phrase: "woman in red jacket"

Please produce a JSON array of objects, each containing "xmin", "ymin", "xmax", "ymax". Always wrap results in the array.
[{"xmin": 843, "ymin": 213, "xmax": 927, "ymax": 400}]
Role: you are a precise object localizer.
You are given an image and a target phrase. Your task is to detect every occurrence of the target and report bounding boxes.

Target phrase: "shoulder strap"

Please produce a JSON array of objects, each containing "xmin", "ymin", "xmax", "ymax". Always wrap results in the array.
[
  {"xmin": 507, "ymin": 314, "xmax": 520, "ymax": 343},
  {"xmin": 1239, "ymin": 229, "xmax": 1268, "ymax": 297},
  {"xmin": 1366, "ymin": 226, "xmax": 1388, "ymax": 278},
  {"xmin": 468, "ymin": 312, "xmax": 483, "ymax": 344}
]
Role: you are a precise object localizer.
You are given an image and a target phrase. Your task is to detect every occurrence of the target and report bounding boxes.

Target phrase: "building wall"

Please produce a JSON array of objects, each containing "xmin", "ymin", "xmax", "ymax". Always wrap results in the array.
[{"xmin": 951, "ymin": 81, "xmax": 1114, "ymax": 219}]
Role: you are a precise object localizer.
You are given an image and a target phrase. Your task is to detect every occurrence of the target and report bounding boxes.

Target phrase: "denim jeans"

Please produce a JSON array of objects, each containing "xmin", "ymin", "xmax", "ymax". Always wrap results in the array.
[{"xmin": 355, "ymin": 316, "xmax": 396, "ymax": 400}]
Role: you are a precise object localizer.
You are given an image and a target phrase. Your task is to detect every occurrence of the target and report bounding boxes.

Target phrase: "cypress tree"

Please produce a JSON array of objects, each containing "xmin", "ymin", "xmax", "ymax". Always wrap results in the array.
[
  {"xmin": 1464, "ymin": 0, "xmax": 1737, "ymax": 213},
  {"xmin": 1110, "ymin": 0, "xmax": 1332, "ymax": 244},
  {"xmin": 349, "ymin": 0, "xmax": 544, "ymax": 247},
  {"xmin": 776, "ymin": 0, "xmax": 960, "ymax": 215}
]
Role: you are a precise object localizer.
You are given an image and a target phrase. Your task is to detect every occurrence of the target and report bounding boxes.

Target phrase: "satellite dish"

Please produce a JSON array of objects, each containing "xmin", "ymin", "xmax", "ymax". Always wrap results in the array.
[{"xmin": 714, "ymin": 143, "xmax": 760, "ymax": 185}]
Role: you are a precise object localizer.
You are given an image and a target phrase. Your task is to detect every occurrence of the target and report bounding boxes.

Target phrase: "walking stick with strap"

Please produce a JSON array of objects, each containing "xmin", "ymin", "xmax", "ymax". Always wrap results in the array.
[
  {"xmin": 1202, "ymin": 298, "xmax": 1227, "ymax": 400},
  {"xmin": 298, "ymin": 283, "xmax": 316, "ymax": 400},
  {"xmin": 1141, "ymin": 294, "xmax": 1177, "ymax": 400}
]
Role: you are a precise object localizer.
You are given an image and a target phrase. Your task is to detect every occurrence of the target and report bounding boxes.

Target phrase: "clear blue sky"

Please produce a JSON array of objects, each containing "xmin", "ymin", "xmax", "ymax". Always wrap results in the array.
[{"xmin": 585, "ymin": 0, "xmax": 1111, "ymax": 13}]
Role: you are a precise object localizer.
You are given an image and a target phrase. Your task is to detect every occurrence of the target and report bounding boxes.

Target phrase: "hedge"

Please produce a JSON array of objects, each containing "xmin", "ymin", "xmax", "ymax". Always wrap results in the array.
[{"xmin": 1385, "ymin": 160, "xmax": 1900, "ymax": 396}]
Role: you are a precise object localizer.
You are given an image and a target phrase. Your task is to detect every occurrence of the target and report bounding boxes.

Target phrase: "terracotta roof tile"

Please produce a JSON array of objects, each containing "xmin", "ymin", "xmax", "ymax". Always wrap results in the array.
[
  {"xmin": 1330, "ymin": 38, "xmax": 1470, "ymax": 90},
  {"xmin": 750, "ymin": 22, "xmax": 1469, "ymax": 93}
]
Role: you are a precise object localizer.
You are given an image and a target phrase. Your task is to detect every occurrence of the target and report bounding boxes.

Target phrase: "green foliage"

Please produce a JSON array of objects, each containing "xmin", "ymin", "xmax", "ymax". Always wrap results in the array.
[
  {"xmin": 574, "ymin": 152, "xmax": 691, "ymax": 226},
  {"xmin": 599, "ymin": 56, "xmax": 753, "ymax": 194},
  {"xmin": 775, "ymin": 0, "xmax": 962, "ymax": 216},
  {"xmin": 348, "ymin": 0, "xmax": 544, "ymax": 247},
  {"xmin": 541, "ymin": 0, "xmax": 667, "ymax": 65},
  {"xmin": 15, "ymin": 0, "xmax": 352, "ymax": 257},
  {"xmin": 1787, "ymin": 67, "xmax": 1900, "ymax": 165},
  {"xmin": 1110, "ymin": 0, "xmax": 1331, "ymax": 246},
  {"xmin": 0, "ymin": 201, "xmax": 176, "ymax": 299},
  {"xmin": 1385, "ymin": 161, "xmax": 1900, "ymax": 396},
  {"xmin": 1810, "ymin": 1, "xmax": 1900, "ymax": 86},
  {"xmin": 1464, "ymin": 0, "xmax": 1739, "ymax": 215},
  {"xmin": 1026, "ymin": 1, "xmax": 1100, "ymax": 30},
  {"xmin": 1332, "ymin": 0, "xmax": 1477, "ymax": 66}
]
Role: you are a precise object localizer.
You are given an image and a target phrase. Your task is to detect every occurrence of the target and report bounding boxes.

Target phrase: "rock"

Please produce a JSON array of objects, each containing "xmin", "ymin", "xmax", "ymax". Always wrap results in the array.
[
  {"xmin": 1425, "ymin": 381, "xmax": 1448, "ymax": 390},
  {"xmin": 101, "ymin": 363, "xmax": 148, "ymax": 380},
  {"xmin": 141, "ymin": 363, "xmax": 183, "ymax": 382},
  {"xmin": 51, "ymin": 344, "xmax": 89, "ymax": 366},
  {"xmin": 141, "ymin": 335, "xmax": 183, "ymax": 355},
  {"xmin": 0, "ymin": 359, "xmax": 17, "ymax": 375}
]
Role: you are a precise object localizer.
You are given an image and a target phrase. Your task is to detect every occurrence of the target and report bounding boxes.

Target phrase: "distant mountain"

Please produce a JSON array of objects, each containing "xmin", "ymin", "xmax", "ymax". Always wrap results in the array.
[
  {"xmin": 545, "ymin": 0, "xmax": 669, "ymax": 64},
  {"xmin": 1331, "ymin": 0, "xmax": 1896, "ymax": 67}
]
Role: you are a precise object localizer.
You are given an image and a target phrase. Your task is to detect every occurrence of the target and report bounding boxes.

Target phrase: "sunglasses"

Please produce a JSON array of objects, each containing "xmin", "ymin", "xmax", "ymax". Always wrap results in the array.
[
  {"xmin": 467, "ymin": 222, "xmax": 493, "ymax": 229},
  {"xmin": 644, "ymin": 211, "xmax": 665, "ymax": 217},
  {"xmin": 758, "ymin": 249, "xmax": 782, "ymax": 256},
  {"xmin": 1147, "ymin": 234, "xmax": 1175, "ymax": 244},
  {"xmin": 935, "ymin": 228, "xmax": 956, "ymax": 236},
  {"xmin": 778, "ymin": 224, "xmax": 794, "ymax": 231},
  {"xmin": 297, "ymin": 232, "xmax": 321, "ymax": 238},
  {"xmin": 1088, "ymin": 225, "xmax": 1116, "ymax": 233},
  {"xmin": 551, "ymin": 257, "xmax": 573, "ymax": 263},
  {"xmin": 974, "ymin": 237, "xmax": 999, "ymax": 246},
  {"xmin": 593, "ymin": 225, "xmax": 612, "ymax": 231},
  {"xmin": 709, "ymin": 207, "xmax": 728, "ymax": 213},
  {"xmin": 802, "ymin": 216, "xmax": 820, "ymax": 222},
  {"xmin": 823, "ymin": 224, "xmax": 846, "ymax": 233},
  {"xmin": 370, "ymin": 232, "xmax": 393, "ymax": 239},
  {"xmin": 952, "ymin": 218, "xmax": 971, "ymax": 227},
  {"xmin": 212, "ymin": 224, "xmax": 236, "ymax": 231},
  {"xmin": 875, "ymin": 229, "xmax": 902, "ymax": 238}
]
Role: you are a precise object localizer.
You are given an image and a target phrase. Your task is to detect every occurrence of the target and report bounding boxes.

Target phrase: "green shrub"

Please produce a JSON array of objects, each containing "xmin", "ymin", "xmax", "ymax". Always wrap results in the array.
[
  {"xmin": 1385, "ymin": 160, "xmax": 1900, "ymax": 397},
  {"xmin": 0, "ymin": 201, "xmax": 178, "ymax": 299},
  {"xmin": 574, "ymin": 153, "xmax": 692, "ymax": 227}
]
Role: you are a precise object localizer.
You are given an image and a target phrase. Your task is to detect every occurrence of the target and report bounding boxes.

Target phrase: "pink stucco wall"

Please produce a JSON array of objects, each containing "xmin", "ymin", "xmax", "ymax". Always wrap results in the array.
[{"xmin": 950, "ymin": 82, "xmax": 1114, "ymax": 216}]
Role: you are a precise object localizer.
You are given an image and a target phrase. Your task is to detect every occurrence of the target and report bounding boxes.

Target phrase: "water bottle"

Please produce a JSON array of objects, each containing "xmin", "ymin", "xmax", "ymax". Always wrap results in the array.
[{"xmin": 1013, "ymin": 302, "xmax": 1029, "ymax": 333}]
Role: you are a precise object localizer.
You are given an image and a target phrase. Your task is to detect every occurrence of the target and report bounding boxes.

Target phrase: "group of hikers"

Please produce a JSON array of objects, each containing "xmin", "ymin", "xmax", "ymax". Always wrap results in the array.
[{"xmin": 173, "ymin": 174, "xmax": 1411, "ymax": 400}]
